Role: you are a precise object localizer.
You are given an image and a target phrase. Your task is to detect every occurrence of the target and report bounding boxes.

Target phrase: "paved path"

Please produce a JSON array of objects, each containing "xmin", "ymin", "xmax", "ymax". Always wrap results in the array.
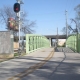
[
  {"xmin": 22, "ymin": 48, "xmax": 80, "ymax": 80},
  {"xmin": 0, "ymin": 47, "xmax": 80, "ymax": 80},
  {"xmin": 0, "ymin": 48, "xmax": 54, "ymax": 80}
]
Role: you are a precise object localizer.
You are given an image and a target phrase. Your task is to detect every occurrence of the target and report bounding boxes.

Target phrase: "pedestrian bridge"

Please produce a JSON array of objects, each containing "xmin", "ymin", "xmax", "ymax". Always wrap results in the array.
[
  {"xmin": 25, "ymin": 34, "xmax": 67, "ymax": 54},
  {"xmin": 14, "ymin": 34, "xmax": 67, "ymax": 54},
  {"xmin": 25, "ymin": 34, "xmax": 50, "ymax": 54}
]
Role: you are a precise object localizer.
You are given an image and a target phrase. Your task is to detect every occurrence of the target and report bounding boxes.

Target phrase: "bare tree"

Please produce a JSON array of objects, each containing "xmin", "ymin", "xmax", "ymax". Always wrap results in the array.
[
  {"xmin": 0, "ymin": 6, "xmax": 36, "ymax": 36},
  {"xmin": 61, "ymin": 25, "xmax": 72, "ymax": 35},
  {"xmin": 0, "ymin": 6, "xmax": 15, "ymax": 27},
  {"xmin": 61, "ymin": 4, "xmax": 80, "ymax": 35},
  {"xmin": 74, "ymin": 4, "xmax": 80, "ymax": 32}
]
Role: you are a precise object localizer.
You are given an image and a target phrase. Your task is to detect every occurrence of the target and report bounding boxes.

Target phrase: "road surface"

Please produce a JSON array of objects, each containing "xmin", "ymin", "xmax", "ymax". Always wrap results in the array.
[{"xmin": 0, "ymin": 47, "xmax": 80, "ymax": 80}]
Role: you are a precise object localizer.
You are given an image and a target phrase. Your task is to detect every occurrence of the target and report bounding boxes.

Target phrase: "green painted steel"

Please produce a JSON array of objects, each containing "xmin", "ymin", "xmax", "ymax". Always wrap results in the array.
[
  {"xmin": 66, "ymin": 34, "xmax": 80, "ymax": 53},
  {"xmin": 26, "ymin": 34, "xmax": 50, "ymax": 54},
  {"xmin": 77, "ymin": 34, "xmax": 80, "ymax": 53}
]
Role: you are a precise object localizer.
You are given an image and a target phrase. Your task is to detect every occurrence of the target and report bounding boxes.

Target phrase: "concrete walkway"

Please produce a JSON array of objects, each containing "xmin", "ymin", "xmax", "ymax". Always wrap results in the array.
[
  {"xmin": 0, "ymin": 48, "xmax": 54, "ymax": 80},
  {"xmin": 0, "ymin": 47, "xmax": 80, "ymax": 80},
  {"xmin": 49, "ymin": 51, "xmax": 80, "ymax": 80},
  {"xmin": 21, "ymin": 48, "xmax": 80, "ymax": 80}
]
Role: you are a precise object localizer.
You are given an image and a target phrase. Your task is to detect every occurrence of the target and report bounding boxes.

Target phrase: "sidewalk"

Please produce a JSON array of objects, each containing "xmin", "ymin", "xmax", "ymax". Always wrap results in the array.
[
  {"xmin": 0, "ymin": 47, "xmax": 80, "ymax": 80},
  {"xmin": 0, "ymin": 47, "xmax": 54, "ymax": 80},
  {"xmin": 21, "ymin": 48, "xmax": 80, "ymax": 80},
  {"xmin": 49, "ymin": 47, "xmax": 80, "ymax": 80},
  {"xmin": 50, "ymin": 51, "xmax": 80, "ymax": 80}
]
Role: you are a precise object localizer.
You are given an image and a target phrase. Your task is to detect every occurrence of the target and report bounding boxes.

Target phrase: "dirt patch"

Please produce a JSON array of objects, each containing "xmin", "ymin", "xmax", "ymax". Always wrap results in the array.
[{"xmin": 0, "ymin": 54, "xmax": 14, "ymax": 62}]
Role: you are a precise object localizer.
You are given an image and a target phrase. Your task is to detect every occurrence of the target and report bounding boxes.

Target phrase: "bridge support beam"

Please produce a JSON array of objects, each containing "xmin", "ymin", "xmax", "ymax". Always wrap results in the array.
[{"xmin": 49, "ymin": 38, "xmax": 52, "ymax": 47}]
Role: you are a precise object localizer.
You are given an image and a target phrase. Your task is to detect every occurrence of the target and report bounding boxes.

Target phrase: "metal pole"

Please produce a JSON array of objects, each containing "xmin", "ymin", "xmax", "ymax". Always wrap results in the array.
[
  {"xmin": 65, "ymin": 10, "xmax": 68, "ymax": 38},
  {"xmin": 17, "ymin": 0, "xmax": 21, "ymax": 54},
  {"xmin": 57, "ymin": 27, "xmax": 58, "ymax": 47},
  {"xmin": 17, "ymin": 12, "xmax": 20, "ymax": 49}
]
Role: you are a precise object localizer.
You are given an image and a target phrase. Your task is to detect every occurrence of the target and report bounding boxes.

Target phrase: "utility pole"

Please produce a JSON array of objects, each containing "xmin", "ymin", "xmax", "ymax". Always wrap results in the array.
[
  {"xmin": 65, "ymin": 10, "xmax": 68, "ymax": 38},
  {"xmin": 57, "ymin": 27, "xmax": 58, "ymax": 47}
]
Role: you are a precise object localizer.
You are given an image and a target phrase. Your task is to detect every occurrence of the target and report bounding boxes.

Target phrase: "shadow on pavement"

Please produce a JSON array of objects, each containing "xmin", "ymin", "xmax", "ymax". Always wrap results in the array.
[
  {"xmin": 0, "ymin": 48, "xmax": 80, "ymax": 80},
  {"xmin": 0, "ymin": 55, "xmax": 80, "ymax": 80}
]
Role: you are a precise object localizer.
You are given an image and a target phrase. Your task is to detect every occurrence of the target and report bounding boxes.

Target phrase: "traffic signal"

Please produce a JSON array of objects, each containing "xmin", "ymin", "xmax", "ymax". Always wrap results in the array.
[{"xmin": 14, "ymin": 3, "xmax": 20, "ymax": 13}]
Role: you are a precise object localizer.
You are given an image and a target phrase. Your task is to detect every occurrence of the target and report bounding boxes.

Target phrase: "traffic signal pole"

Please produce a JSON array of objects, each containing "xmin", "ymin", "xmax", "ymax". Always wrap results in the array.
[
  {"xmin": 16, "ymin": 0, "xmax": 23, "ymax": 54},
  {"xmin": 14, "ymin": 0, "xmax": 23, "ymax": 55},
  {"xmin": 16, "ymin": 0, "xmax": 21, "ymax": 54},
  {"xmin": 18, "ymin": 12, "xmax": 21, "ymax": 53}
]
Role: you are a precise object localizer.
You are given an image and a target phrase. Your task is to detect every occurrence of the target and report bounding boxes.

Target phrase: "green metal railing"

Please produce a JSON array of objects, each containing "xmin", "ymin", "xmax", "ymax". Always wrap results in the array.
[
  {"xmin": 66, "ymin": 34, "xmax": 80, "ymax": 53},
  {"xmin": 26, "ymin": 34, "xmax": 50, "ymax": 54}
]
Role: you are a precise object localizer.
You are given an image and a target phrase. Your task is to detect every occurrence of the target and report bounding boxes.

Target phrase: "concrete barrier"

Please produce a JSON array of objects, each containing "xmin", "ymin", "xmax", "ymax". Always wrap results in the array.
[{"xmin": 0, "ymin": 31, "xmax": 14, "ymax": 59}]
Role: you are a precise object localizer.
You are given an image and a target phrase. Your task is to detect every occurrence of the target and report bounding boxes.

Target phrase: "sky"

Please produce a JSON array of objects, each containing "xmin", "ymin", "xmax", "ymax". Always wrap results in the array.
[{"xmin": 0, "ymin": 0, "xmax": 80, "ymax": 35}]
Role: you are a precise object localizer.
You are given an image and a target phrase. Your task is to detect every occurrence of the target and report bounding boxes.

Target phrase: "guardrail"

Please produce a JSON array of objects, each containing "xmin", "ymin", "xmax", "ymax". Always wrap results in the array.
[
  {"xmin": 66, "ymin": 34, "xmax": 80, "ymax": 53},
  {"xmin": 26, "ymin": 34, "xmax": 50, "ymax": 54}
]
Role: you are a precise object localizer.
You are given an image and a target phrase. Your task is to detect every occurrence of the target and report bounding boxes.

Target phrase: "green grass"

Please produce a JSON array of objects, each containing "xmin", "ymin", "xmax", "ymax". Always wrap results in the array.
[
  {"xmin": 14, "ymin": 52, "xmax": 26, "ymax": 57},
  {"xmin": 14, "ymin": 53, "xmax": 19, "ymax": 57},
  {"xmin": 0, "ymin": 52, "xmax": 26, "ymax": 63}
]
